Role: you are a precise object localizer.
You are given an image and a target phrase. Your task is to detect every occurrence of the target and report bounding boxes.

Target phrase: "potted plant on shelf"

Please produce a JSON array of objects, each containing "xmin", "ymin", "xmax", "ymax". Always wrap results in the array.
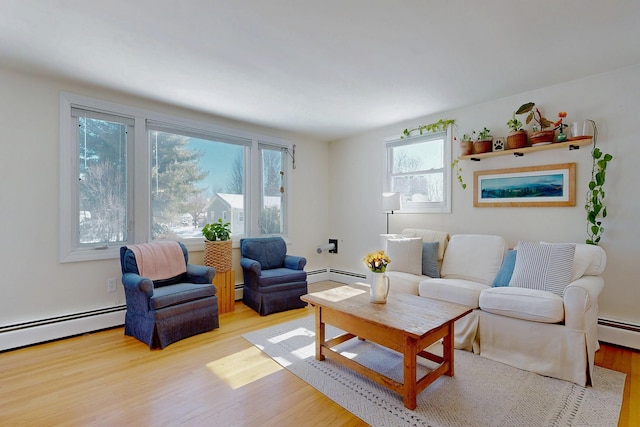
[
  {"xmin": 506, "ymin": 112, "xmax": 528, "ymax": 149},
  {"xmin": 515, "ymin": 102, "xmax": 555, "ymax": 145},
  {"xmin": 459, "ymin": 132, "xmax": 475, "ymax": 156},
  {"xmin": 474, "ymin": 127, "xmax": 493, "ymax": 154},
  {"xmin": 202, "ymin": 218, "xmax": 232, "ymax": 273}
]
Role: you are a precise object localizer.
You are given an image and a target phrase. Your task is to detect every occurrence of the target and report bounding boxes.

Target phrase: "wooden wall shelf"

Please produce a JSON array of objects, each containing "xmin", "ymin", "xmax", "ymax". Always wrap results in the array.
[{"xmin": 459, "ymin": 138, "xmax": 593, "ymax": 161}]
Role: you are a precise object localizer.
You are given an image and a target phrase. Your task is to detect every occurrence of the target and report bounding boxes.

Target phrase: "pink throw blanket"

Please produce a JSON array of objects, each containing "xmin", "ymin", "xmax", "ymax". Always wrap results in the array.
[{"xmin": 128, "ymin": 241, "xmax": 187, "ymax": 281}]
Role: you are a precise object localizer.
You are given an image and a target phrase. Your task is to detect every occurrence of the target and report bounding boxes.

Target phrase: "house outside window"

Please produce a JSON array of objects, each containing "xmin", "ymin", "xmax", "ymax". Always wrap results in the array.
[{"xmin": 385, "ymin": 129, "xmax": 452, "ymax": 213}]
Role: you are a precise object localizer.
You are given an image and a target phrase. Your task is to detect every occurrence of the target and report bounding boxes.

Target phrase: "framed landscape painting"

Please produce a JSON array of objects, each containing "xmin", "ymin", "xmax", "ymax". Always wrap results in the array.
[{"xmin": 474, "ymin": 163, "xmax": 576, "ymax": 207}]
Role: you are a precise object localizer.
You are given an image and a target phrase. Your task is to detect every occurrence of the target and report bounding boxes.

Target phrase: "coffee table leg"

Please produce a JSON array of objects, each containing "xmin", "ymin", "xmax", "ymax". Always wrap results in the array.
[
  {"xmin": 403, "ymin": 336, "xmax": 417, "ymax": 410},
  {"xmin": 315, "ymin": 305, "xmax": 325, "ymax": 361},
  {"xmin": 444, "ymin": 320, "xmax": 454, "ymax": 376}
]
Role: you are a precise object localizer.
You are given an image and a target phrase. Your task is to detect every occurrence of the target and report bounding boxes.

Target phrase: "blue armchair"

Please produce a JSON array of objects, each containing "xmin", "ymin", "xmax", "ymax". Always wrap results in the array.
[
  {"xmin": 240, "ymin": 237, "xmax": 308, "ymax": 315},
  {"xmin": 120, "ymin": 241, "xmax": 219, "ymax": 349}
]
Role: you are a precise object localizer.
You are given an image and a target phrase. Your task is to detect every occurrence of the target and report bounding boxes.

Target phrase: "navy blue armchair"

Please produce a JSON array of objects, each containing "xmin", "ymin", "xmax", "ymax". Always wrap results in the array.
[
  {"xmin": 120, "ymin": 241, "xmax": 219, "ymax": 349},
  {"xmin": 240, "ymin": 237, "xmax": 308, "ymax": 315}
]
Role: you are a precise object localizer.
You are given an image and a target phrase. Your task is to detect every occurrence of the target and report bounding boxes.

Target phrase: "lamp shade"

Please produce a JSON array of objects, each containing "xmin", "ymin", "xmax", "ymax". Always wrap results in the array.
[{"xmin": 382, "ymin": 192, "xmax": 401, "ymax": 212}]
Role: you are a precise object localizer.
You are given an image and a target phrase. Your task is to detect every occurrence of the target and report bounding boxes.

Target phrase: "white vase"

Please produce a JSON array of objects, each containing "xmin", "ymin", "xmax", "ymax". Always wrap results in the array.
[{"xmin": 370, "ymin": 272, "xmax": 390, "ymax": 304}]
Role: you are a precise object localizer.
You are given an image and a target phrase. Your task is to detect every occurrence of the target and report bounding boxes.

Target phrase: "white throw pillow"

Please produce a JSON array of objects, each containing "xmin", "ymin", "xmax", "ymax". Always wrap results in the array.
[
  {"xmin": 509, "ymin": 241, "xmax": 576, "ymax": 296},
  {"xmin": 386, "ymin": 238, "xmax": 423, "ymax": 275}
]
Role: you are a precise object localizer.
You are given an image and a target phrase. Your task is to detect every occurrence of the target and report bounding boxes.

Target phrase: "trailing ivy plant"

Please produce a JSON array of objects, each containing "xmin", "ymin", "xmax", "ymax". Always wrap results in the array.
[
  {"xmin": 401, "ymin": 118, "xmax": 456, "ymax": 138},
  {"xmin": 400, "ymin": 119, "xmax": 466, "ymax": 190},
  {"xmin": 585, "ymin": 120, "xmax": 613, "ymax": 245},
  {"xmin": 451, "ymin": 159, "xmax": 467, "ymax": 189}
]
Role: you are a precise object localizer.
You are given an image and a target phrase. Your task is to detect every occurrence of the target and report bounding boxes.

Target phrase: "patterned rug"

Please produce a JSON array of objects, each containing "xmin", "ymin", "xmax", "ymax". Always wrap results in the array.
[{"xmin": 243, "ymin": 316, "xmax": 625, "ymax": 427}]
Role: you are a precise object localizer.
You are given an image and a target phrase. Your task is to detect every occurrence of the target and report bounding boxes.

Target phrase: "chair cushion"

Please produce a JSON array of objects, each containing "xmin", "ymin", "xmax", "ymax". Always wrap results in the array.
[
  {"xmin": 479, "ymin": 287, "xmax": 564, "ymax": 323},
  {"xmin": 419, "ymin": 278, "xmax": 489, "ymax": 308},
  {"xmin": 241, "ymin": 237, "xmax": 287, "ymax": 269},
  {"xmin": 150, "ymin": 283, "xmax": 217, "ymax": 310},
  {"xmin": 257, "ymin": 268, "xmax": 307, "ymax": 288}
]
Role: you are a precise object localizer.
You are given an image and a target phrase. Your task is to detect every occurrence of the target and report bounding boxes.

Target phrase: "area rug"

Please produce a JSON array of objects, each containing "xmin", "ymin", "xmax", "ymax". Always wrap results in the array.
[{"xmin": 243, "ymin": 316, "xmax": 625, "ymax": 427}]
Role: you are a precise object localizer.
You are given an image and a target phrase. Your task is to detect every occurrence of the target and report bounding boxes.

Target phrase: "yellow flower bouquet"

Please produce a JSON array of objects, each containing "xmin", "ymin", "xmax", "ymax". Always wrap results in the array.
[{"xmin": 363, "ymin": 250, "xmax": 391, "ymax": 273}]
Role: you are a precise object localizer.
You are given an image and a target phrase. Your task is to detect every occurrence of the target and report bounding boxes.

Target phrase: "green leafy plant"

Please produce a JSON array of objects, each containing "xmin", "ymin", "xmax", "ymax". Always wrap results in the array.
[
  {"xmin": 477, "ymin": 127, "xmax": 491, "ymax": 140},
  {"xmin": 451, "ymin": 159, "xmax": 467, "ymax": 189},
  {"xmin": 401, "ymin": 119, "xmax": 455, "ymax": 138},
  {"xmin": 515, "ymin": 102, "xmax": 554, "ymax": 130},
  {"xmin": 585, "ymin": 121, "xmax": 613, "ymax": 245},
  {"xmin": 506, "ymin": 112, "xmax": 523, "ymax": 132},
  {"xmin": 202, "ymin": 218, "xmax": 231, "ymax": 241},
  {"xmin": 461, "ymin": 132, "xmax": 476, "ymax": 142}
]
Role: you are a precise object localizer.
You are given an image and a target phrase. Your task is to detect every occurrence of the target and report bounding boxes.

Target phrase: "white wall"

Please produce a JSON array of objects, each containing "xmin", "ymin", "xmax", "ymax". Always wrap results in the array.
[
  {"xmin": 329, "ymin": 64, "xmax": 640, "ymax": 329},
  {"xmin": 0, "ymin": 67, "xmax": 330, "ymax": 330}
]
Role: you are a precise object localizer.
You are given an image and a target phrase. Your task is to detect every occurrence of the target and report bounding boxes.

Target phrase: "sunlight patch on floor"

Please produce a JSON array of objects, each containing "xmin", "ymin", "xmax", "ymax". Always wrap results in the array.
[{"xmin": 206, "ymin": 346, "xmax": 282, "ymax": 389}]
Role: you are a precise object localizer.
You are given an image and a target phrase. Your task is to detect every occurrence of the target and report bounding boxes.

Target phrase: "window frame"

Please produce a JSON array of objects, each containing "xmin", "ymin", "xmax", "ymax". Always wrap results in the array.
[
  {"xmin": 60, "ymin": 92, "xmax": 292, "ymax": 262},
  {"xmin": 384, "ymin": 127, "xmax": 452, "ymax": 214}
]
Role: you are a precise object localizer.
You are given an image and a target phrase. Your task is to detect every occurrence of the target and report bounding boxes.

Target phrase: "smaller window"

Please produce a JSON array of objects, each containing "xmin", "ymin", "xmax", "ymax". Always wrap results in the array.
[{"xmin": 385, "ymin": 130, "xmax": 452, "ymax": 213}]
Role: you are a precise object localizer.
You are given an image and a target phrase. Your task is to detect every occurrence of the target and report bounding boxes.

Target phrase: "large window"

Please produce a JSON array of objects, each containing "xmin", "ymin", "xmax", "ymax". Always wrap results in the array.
[
  {"xmin": 385, "ymin": 130, "xmax": 451, "ymax": 213},
  {"xmin": 147, "ymin": 122, "xmax": 250, "ymax": 240},
  {"xmin": 60, "ymin": 93, "xmax": 291, "ymax": 262}
]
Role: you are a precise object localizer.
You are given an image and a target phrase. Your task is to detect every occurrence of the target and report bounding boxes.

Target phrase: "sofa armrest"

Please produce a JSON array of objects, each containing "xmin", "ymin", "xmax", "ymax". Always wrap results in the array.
[
  {"xmin": 284, "ymin": 255, "xmax": 306, "ymax": 270},
  {"xmin": 185, "ymin": 264, "xmax": 215, "ymax": 284},
  {"xmin": 563, "ymin": 275, "xmax": 604, "ymax": 330}
]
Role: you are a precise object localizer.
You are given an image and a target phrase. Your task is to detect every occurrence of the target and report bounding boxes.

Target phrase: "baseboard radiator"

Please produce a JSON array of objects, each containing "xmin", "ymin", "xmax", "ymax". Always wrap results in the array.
[
  {"xmin": 0, "ymin": 306, "xmax": 126, "ymax": 352},
  {"xmin": 598, "ymin": 317, "xmax": 640, "ymax": 350}
]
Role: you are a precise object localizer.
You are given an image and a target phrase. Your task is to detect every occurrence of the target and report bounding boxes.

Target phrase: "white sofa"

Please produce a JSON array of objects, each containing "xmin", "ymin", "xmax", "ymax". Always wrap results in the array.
[{"xmin": 382, "ymin": 229, "xmax": 606, "ymax": 386}]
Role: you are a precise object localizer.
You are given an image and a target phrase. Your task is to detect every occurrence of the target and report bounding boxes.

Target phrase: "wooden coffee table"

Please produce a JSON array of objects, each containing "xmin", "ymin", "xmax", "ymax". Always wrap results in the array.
[{"xmin": 300, "ymin": 283, "xmax": 472, "ymax": 410}]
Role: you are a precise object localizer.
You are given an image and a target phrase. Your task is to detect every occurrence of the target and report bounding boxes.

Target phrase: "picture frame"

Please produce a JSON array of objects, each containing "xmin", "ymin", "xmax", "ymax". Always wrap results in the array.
[{"xmin": 474, "ymin": 163, "xmax": 576, "ymax": 207}]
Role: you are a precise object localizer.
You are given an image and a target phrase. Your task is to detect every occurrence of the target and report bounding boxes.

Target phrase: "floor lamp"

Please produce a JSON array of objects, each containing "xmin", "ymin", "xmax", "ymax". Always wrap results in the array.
[{"xmin": 382, "ymin": 192, "xmax": 401, "ymax": 234}]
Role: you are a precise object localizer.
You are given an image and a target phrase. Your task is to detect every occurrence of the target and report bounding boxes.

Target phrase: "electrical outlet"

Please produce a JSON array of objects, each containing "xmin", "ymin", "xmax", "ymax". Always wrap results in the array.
[
  {"xmin": 107, "ymin": 277, "xmax": 117, "ymax": 293},
  {"xmin": 329, "ymin": 239, "xmax": 338, "ymax": 254}
]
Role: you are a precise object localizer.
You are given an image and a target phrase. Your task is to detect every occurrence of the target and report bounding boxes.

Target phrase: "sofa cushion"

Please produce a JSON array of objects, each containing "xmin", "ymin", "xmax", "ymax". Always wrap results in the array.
[
  {"xmin": 386, "ymin": 237, "xmax": 423, "ymax": 275},
  {"xmin": 422, "ymin": 241, "xmax": 440, "ymax": 278},
  {"xmin": 492, "ymin": 250, "xmax": 517, "ymax": 287},
  {"xmin": 258, "ymin": 268, "xmax": 307, "ymax": 288},
  {"xmin": 419, "ymin": 278, "xmax": 489, "ymax": 308},
  {"xmin": 479, "ymin": 287, "xmax": 564, "ymax": 323},
  {"xmin": 440, "ymin": 234, "xmax": 507, "ymax": 285},
  {"xmin": 509, "ymin": 241, "xmax": 575, "ymax": 296}
]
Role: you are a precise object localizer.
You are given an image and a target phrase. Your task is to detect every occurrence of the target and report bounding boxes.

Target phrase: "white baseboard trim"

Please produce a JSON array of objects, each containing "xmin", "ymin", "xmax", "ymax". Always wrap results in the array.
[
  {"xmin": 0, "ymin": 306, "xmax": 126, "ymax": 352},
  {"xmin": 598, "ymin": 317, "xmax": 640, "ymax": 350}
]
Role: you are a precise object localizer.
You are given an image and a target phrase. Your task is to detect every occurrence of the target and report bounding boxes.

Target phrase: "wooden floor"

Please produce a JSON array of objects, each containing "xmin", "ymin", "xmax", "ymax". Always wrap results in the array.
[{"xmin": 1, "ymin": 281, "xmax": 638, "ymax": 426}]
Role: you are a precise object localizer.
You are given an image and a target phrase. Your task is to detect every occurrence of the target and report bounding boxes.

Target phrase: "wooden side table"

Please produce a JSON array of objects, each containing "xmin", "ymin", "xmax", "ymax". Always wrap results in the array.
[{"xmin": 213, "ymin": 270, "xmax": 235, "ymax": 313}]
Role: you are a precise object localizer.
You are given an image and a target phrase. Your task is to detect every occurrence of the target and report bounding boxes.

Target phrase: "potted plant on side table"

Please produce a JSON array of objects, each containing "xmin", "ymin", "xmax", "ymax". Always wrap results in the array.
[{"xmin": 202, "ymin": 218, "xmax": 232, "ymax": 273}]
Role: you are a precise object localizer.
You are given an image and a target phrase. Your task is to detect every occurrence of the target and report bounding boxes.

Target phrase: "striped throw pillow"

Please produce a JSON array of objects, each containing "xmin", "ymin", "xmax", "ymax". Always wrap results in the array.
[{"xmin": 508, "ymin": 241, "xmax": 576, "ymax": 296}]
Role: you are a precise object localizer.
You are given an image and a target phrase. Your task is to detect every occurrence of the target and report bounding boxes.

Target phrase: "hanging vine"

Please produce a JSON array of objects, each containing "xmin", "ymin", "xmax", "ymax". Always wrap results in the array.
[
  {"xmin": 585, "ymin": 120, "xmax": 613, "ymax": 245},
  {"xmin": 401, "ymin": 119, "xmax": 466, "ymax": 190}
]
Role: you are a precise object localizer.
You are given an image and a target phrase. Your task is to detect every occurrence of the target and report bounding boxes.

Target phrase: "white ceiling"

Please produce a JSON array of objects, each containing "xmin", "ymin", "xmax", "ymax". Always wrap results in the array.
[{"xmin": 2, "ymin": 1, "xmax": 639, "ymax": 141}]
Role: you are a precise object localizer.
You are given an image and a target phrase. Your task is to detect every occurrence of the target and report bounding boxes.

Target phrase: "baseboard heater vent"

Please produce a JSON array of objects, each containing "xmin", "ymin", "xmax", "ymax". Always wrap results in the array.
[
  {"xmin": 0, "ymin": 305, "xmax": 126, "ymax": 352},
  {"xmin": 307, "ymin": 268, "xmax": 329, "ymax": 276},
  {"xmin": 598, "ymin": 318, "xmax": 640, "ymax": 333},
  {"xmin": 329, "ymin": 268, "xmax": 367, "ymax": 279},
  {"xmin": 598, "ymin": 317, "xmax": 640, "ymax": 350},
  {"xmin": 0, "ymin": 305, "xmax": 126, "ymax": 333}
]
